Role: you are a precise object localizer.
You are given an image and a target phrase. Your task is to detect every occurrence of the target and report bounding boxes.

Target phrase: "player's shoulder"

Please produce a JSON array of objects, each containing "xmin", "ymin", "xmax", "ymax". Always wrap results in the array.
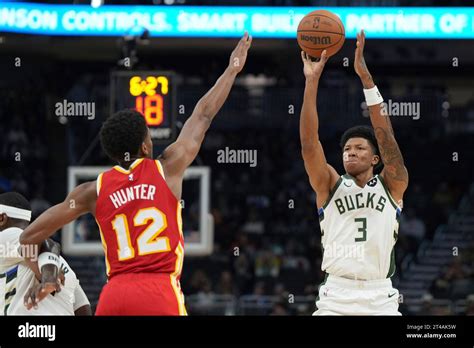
[{"xmin": 0, "ymin": 226, "xmax": 23, "ymax": 243}]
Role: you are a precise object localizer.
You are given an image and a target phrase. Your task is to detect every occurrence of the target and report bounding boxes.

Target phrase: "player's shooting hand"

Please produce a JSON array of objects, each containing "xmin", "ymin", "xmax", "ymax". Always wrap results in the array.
[
  {"xmin": 228, "ymin": 31, "xmax": 252, "ymax": 74},
  {"xmin": 301, "ymin": 50, "xmax": 329, "ymax": 81},
  {"xmin": 24, "ymin": 269, "xmax": 65, "ymax": 310},
  {"xmin": 354, "ymin": 29, "xmax": 371, "ymax": 79}
]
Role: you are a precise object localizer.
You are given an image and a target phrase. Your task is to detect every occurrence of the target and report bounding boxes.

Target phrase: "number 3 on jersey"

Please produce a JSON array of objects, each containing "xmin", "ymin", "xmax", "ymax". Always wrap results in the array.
[
  {"xmin": 354, "ymin": 217, "xmax": 367, "ymax": 242},
  {"xmin": 111, "ymin": 207, "xmax": 171, "ymax": 261}
]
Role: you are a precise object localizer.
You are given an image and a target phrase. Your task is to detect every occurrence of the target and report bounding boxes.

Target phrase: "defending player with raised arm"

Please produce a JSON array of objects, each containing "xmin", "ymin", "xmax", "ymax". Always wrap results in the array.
[
  {"xmin": 19, "ymin": 33, "xmax": 252, "ymax": 315},
  {"xmin": 300, "ymin": 30, "xmax": 408, "ymax": 316}
]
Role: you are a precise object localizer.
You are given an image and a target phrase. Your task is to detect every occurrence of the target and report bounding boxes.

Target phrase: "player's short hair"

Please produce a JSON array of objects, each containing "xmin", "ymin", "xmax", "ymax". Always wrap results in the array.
[
  {"xmin": 0, "ymin": 192, "xmax": 31, "ymax": 211},
  {"xmin": 340, "ymin": 125, "xmax": 383, "ymax": 171},
  {"xmin": 100, "ymin": 109, "xmax": 148, "ymax": 163}
]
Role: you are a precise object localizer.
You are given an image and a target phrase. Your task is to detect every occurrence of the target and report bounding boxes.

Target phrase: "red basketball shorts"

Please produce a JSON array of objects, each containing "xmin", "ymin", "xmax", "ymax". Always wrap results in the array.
[{"xmin": 95, "ymin": 273, "xmax": 187, "ymax": 316}]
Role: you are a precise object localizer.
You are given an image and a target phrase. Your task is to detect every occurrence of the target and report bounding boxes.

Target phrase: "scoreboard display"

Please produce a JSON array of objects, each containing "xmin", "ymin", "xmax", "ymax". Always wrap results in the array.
[{"xmin": 110, "ymin": 71, "xmax": 176, "ymax": 143}]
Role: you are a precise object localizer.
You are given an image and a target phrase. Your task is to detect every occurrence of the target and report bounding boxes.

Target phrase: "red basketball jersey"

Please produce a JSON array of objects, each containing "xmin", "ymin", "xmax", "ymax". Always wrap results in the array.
[{"xmin": 95, "ymin": 158, "xmax": 185, "ymax": 282}]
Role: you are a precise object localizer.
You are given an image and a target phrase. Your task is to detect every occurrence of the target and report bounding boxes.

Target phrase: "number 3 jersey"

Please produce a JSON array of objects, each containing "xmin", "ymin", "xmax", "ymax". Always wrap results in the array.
[
  {"xmin": 95, "ymin": 158, "xmax": 184, "ymax": 280},
  {"xmin": 318, "ymin": 174, "xmax": 402, "ymax": 281}
]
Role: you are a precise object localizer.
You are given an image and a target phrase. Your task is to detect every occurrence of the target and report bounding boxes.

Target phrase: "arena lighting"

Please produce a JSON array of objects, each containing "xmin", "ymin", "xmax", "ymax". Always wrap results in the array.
[
  {"xmin": 0, "ymin": 4, "xmax": 473, "ymax": 38},
  {"xmin": 90, "ymin": 0, "xmax": 103, "ymax": 9}
]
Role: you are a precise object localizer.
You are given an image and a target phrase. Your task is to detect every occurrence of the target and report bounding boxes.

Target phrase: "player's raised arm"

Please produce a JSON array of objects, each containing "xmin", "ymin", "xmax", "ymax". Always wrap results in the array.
[
  {"xmin": 19, "ymin": 181, "xmax": 97, "ymax": 246},
  {"xmin": 159, "ymin": 32, "xmax": 252, "ymax": 180},
  {"xmin": 354, "ymin": 30, "xmax": 408, "ymax": 202},
  {"xmin": 300, "ymin": 50, "xmax": 339, "ymax": 207}
]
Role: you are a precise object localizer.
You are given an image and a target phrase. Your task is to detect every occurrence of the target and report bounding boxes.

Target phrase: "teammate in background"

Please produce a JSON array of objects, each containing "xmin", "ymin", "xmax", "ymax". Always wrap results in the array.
[
  {"xmin": 20, "ymin": 33, "xmax": 252, "ymax": 315},
  {"xmin": 0, "ymin": 192, "xmax": 91, "ymax": 315},
  {"xmin": 300, "ymin": 30, "xmax": 408, "ymax": 315}
]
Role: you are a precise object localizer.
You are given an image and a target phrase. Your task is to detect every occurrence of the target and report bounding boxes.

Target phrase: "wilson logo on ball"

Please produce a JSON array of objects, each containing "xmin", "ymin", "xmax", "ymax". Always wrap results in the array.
[{"xmin": 300, "ymin": 35, "xmax": 332, "ymax": 45}]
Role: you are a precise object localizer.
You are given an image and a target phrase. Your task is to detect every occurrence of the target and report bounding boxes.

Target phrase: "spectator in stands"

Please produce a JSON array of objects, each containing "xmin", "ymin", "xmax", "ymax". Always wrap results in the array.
[
  {"xmin": 270, "ymin": 300, "xmax": 289, "ymax": 316},
  {"xmin": 242, "ymin": 208, "xmax": 265, "ymax": 235},
  {"xmin": 465, "ymin": 295, "xmax": 474, "ymax": 316},
  {"xmin": 430, "ymin": 258, "xmax": 471, "ymax": 299},
  {"xmin": 255, "ymin": 249, "xmax": 280, "ymax": 278},
  {"xmin": 216, "ymin": 271, "xmax": 236, "ymax": 295},
  {"xmin": 399, "ymin": 208, "xmax": 426, "ymax": 252},
  {"xmin": 417, "ymin": 293, "xmax": 451, "ymax": 315},
  {"xmin": 418, "ymin": 294, "xmax": 433, "ymax": 315},
  {"xmin": 433, "ymin": 182, "xmax": 457, "ymax": 218},
  {"xmin": 188, "ymin": 269, "xmax": 212, "ymax": 295},
  {"xmin": 195, "ymin": 278, "xmax": 215, "ymax": 307},
  {"xmin": 233, "ymin": 253, "xmax": 253, "ymax": 295},
  {"xmin": 281, "ymin": 239, "xmax": 311, "ymax": 272},
  {"xmin": 252, "ymin": 281, "xmax": 266, "ymax": 296}
]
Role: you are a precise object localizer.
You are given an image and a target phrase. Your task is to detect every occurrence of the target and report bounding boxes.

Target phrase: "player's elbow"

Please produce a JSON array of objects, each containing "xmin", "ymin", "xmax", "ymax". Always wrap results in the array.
[{"xmin": 194, "ymin": 100, "xmax": 213, "ymax": 123}]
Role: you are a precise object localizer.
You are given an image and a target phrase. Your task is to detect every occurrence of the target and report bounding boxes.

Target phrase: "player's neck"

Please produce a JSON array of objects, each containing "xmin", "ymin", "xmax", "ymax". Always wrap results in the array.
[
  {"xmin": 118, "ymin": 157, "xmax": 142, "ymax": 169},
  {"xmin": 346, "ymin": 171, "xmax": 375, "ymax": 188}
]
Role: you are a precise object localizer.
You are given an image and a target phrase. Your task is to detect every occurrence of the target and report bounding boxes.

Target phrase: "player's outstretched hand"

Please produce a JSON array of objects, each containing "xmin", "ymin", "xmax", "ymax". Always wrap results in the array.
[
  {"xmin": 354, "ymin": 29, "xmax": 370, "ymax": 79},
  {"xmin": 24, "ymin": 270, "xmax": 65, "ymax": 310},
  {"xmin": 301, "ymin": 50, "xmax": 329, "ymax": 80},
  {"xmin": 229, "ymin": 31, "xmax": 252, "ymax": 74}
]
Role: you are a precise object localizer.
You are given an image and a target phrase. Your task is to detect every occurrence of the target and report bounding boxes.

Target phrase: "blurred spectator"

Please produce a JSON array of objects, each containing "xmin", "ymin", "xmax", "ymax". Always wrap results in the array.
[
  {"xmin": 465, "ymin": 295, "xmax": 474, "ymax": 316},
  {"xmin": 399, "ymin": 208, "xmax": 426, "ymax": 252},
  {"xmin": 189, "ymin": 269, "xmax": 212, "ymax": 295},
  {"xmin": 270, "ymin": 301, "xmax": 289, "ymax": 316},
  {"xmin": 433, "ymin": 182, "xmax": 456, "ymax": 217},
  {"xmin": 233, "ymin": 253, "xmax": 253, "ymax": 295},
  {"xmin": 242, "ymin": 209, "xmax": 265, "ymax": 235},
  {"xmin": 195, "ymin": 278, "xmax": 216, "ymax": 307},
  {"xmin": 430, "ymin": 258, "xmax": 471, "ymax": 299},
  {"xmin": 255, "ymin": 249, "xmax": 280, "ymax": 278},
  {"xmin": 252, "ymin": 281, "xmax": 266, "ymax": 296},
  {"xmin": 216, "ymin": 271, "xmax": 236, "ymax": 295}
]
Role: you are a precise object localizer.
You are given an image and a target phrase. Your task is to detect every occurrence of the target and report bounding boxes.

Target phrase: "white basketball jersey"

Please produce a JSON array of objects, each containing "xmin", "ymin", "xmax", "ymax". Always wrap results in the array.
[
  {"xmin": 318, "ymin": 174, "xmax": 401, "ymax": 280},
  {"xmin": 0, "ymin": 227, "xmax": 89, "ymax": 315}
]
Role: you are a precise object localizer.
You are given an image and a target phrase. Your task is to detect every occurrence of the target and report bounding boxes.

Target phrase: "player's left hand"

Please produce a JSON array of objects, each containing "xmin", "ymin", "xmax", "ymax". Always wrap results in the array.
[
  {"xmin": 354, "ymin": 29, "xmax": 371, "ymax": 79},
  {"xmin": 228, "ymin": 31, "xmax": 252, "ymax": 74},
  {"xmin": 24, "ymin": 270, "xmax": 65, "ymax": 310}
]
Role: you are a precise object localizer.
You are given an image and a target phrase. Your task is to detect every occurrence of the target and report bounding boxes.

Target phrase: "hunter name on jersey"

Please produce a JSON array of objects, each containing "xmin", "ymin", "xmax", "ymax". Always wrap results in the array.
[{"xmin": 109, "ymin": 184, "xmax": 157, "ymax": 209}]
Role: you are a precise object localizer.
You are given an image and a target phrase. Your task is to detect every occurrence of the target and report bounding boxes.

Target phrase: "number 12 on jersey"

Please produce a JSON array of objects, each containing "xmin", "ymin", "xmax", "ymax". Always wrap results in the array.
[{"xmin": 111, "ymin": 207, "xmax": 171, "ymax": 261}]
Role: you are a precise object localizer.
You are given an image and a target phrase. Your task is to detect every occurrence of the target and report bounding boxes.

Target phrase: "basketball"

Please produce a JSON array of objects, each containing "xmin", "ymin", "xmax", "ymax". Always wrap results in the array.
[{"xmin": 297, "ymin": 10, "xmax": 345, "ymax": 58}]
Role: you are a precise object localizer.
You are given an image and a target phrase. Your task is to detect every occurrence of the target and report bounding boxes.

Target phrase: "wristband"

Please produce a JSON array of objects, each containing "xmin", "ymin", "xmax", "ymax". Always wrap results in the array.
[
  {"xmin": 363, "ymin": 85, "xmax": 384, "ymax": 106},
  {"xmin": 38, "ymin": 252, "xmax": 60, "ymax": 270}
]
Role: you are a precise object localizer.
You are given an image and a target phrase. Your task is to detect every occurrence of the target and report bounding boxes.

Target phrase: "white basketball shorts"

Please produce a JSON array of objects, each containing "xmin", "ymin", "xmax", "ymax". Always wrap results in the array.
[{"xmin": 313, "ymin": 274, "xmax": 401, "ymax": 316}]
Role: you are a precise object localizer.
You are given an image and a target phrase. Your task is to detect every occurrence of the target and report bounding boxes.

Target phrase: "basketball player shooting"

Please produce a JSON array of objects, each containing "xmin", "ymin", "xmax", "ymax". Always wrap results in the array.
[
  {"xmin": 19, "ymin": 32, "xmax": 252, "ymax": 315},
  {"xmin": 300, "ymin": 30, "xmax": 408, "ymax": 315}
]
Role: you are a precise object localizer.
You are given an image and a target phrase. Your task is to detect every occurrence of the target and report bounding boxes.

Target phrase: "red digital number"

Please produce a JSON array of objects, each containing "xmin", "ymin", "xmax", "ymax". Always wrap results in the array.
[{"xmin": 135, "ymin": 95, "xmax": 164, "ymax": 126}]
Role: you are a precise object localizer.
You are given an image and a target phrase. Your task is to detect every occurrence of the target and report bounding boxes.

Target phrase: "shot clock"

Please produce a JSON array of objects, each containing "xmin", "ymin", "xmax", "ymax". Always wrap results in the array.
[{"xmin": 110, "ymin": 71, "xmax": 176, "ymax": 143}]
